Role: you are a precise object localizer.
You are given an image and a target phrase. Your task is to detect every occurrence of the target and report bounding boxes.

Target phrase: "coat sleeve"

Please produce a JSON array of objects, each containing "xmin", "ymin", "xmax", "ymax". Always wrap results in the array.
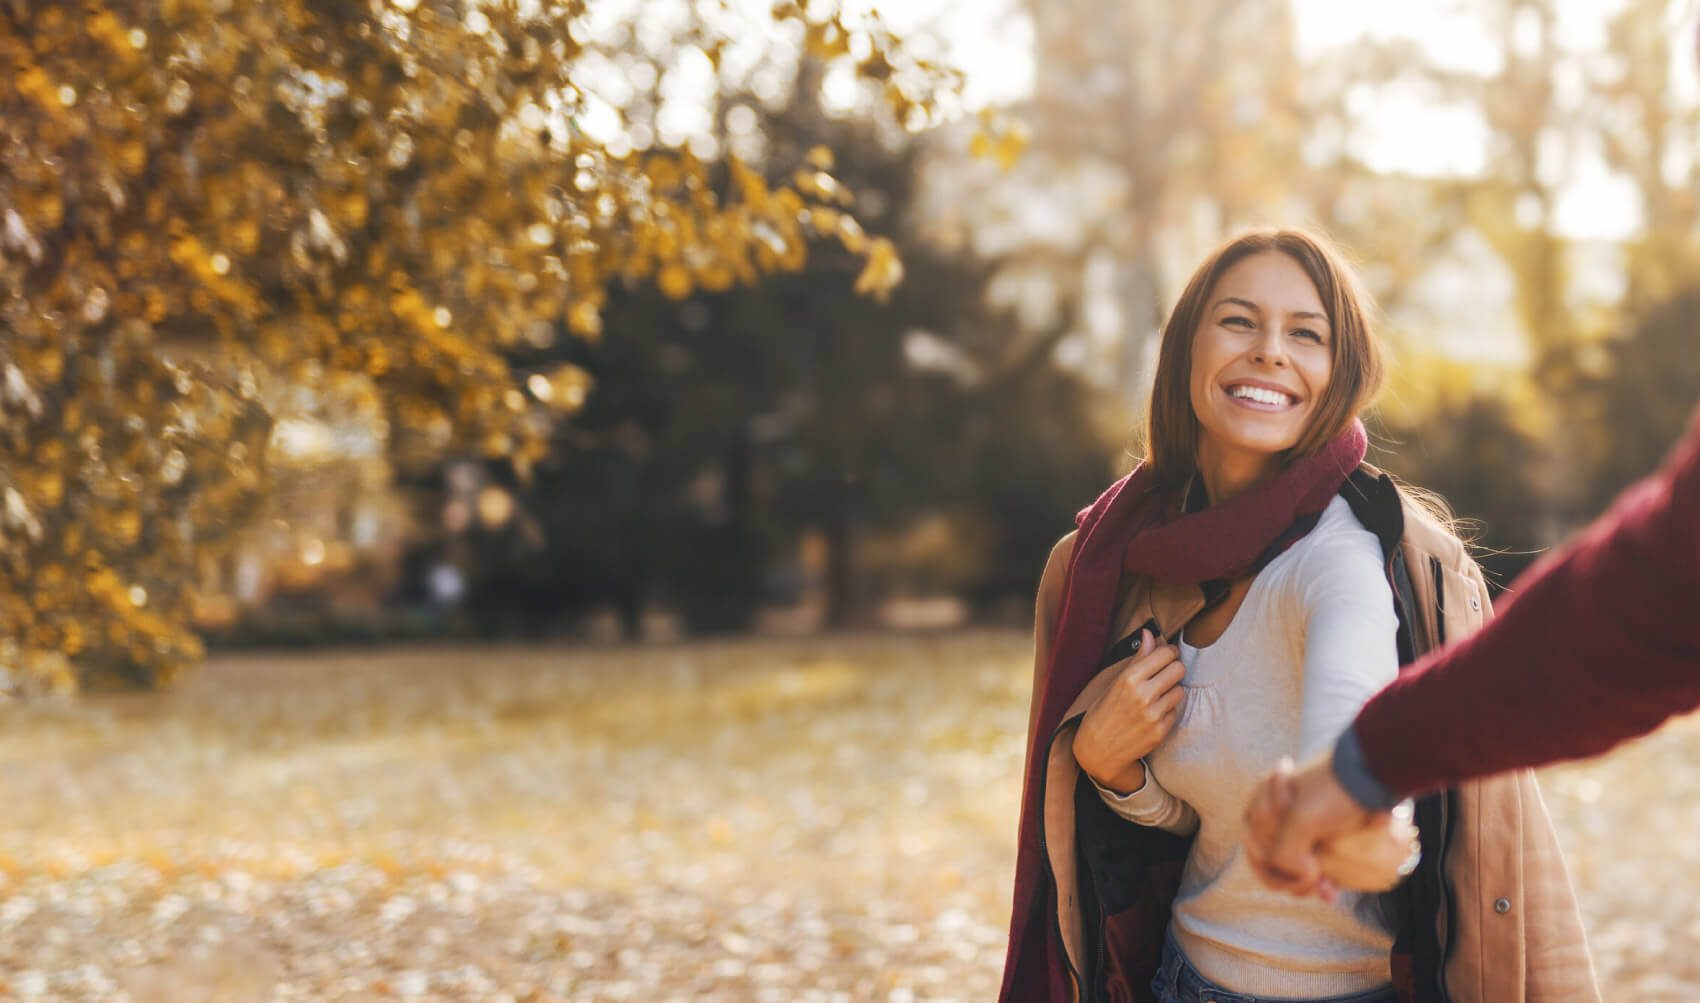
[{"xmin": 1027, "ymin": 531, "xmax": 1077, "ymax": 745}]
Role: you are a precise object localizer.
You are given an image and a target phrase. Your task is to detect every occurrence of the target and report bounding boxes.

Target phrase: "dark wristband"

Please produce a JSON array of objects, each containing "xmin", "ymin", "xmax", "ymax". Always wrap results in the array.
[{"xmin": 1331, "ymin": 725, "xmax": 1401, "ymax": 813}]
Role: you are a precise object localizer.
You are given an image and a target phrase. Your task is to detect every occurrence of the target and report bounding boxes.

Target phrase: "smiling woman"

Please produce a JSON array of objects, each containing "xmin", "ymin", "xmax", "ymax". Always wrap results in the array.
[
  {"xmin": 1143, "ymin": 230, "xmax": 1382, "ymax": 502},
  {"xmin": 1000, "ymin": 228, "xmax": 1596, "ymax": 1002}
]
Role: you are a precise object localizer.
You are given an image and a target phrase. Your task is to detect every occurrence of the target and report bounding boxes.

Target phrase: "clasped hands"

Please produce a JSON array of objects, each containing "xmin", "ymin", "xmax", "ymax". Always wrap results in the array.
[
  {"xmin": 1242, "ymin": 752, "xmax": 1419, "ymax": 899},
  {"xmin": 1073, "ymin": 631, "xmax": 1417, "ymax": 899}
]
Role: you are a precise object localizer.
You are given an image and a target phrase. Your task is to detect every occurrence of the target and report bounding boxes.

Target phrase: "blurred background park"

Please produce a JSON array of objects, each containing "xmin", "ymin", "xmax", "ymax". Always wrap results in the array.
[{"xmin": 2, "ymin": 0, "xmax": 1698, "ymax": 999}]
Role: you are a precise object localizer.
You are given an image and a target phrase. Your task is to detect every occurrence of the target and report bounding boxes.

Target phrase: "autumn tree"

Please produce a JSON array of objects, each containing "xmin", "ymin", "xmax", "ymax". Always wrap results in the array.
[
  {"xmin": 428, "ymin": 66, "xmax": 1118, "ymax": 634},
  {"xmin": 0, "ymin": 0, "xmax": 955, "ymax": 691},
  {"xmin": 1577, "ymin": 284, "xmax": 1700, "ymax": 514}
]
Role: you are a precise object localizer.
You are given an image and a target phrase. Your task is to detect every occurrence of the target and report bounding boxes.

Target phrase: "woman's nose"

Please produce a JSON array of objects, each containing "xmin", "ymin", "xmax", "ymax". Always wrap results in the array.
[{"xmin": 1251, "ymin": 336, "xmax": 1288, "ymax": 367}]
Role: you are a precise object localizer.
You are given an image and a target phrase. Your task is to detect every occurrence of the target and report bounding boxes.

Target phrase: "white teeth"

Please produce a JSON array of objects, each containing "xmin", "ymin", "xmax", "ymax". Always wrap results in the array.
[{"xmin": 1228, "ymin": 385, "xmax": 1293, "ymax": 406}]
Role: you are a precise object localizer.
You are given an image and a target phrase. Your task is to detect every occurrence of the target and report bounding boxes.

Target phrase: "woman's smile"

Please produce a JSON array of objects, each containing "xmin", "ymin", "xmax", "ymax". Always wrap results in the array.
[{"xmin": 1223, "ymin": 381, "xmax": 1301, "ymax": 410}]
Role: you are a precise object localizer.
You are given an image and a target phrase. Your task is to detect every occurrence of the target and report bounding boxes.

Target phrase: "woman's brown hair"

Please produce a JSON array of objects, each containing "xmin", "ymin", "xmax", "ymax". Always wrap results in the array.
[{"xmin": 1141, "ymin": 227, "xmax": 1384, "ymax": 492}]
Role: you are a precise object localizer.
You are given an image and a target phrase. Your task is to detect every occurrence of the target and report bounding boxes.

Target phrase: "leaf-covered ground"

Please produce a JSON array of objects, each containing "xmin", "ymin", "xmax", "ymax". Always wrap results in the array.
[{"xmin": 0, "ymin": 632, "xmax": 1692, "ymax": 1000}]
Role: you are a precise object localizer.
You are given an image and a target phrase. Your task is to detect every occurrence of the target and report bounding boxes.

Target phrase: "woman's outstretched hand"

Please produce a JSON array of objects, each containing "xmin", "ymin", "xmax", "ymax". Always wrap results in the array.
[
  {"xmin": 1072, "ymin": 629, "xmax": 1186, "ymax": 795},
  {"xmin": 1314, "ymin": 807, "xmax": 1420, "ymax": 897}
]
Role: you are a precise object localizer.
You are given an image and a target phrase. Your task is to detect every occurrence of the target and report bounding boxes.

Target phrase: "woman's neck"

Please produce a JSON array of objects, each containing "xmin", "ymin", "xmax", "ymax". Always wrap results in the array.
[{"xmin": 1195, "ymin": 446, "xmax": 1279, "ymax": 506}]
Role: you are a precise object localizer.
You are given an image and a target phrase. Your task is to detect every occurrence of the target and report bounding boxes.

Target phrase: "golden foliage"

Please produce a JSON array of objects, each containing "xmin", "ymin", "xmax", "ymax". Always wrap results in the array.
[
  {"xmin": 0, "ymin": 0, "xmax": 953, "ymax": 690},
  {"xmin": 970, "ymin": 111, "xmax": 1031, "ymax": 173}
]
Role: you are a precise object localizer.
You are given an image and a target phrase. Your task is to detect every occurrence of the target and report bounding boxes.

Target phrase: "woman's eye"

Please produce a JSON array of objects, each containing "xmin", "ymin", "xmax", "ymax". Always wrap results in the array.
[
  {"xmin": 1292, "ymin": 328, "xmax": 1323, "ymax": 343},
  {"xmin": 1222, "ymin": 315, "xmax": 1254, "ymax": 329}
]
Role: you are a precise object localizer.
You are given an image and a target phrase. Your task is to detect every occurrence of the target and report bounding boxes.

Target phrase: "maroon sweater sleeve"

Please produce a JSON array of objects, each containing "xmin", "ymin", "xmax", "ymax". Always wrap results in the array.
[{"xmin": 1354, "ymin": 402, "xmax": 1700, "ymax": 796}]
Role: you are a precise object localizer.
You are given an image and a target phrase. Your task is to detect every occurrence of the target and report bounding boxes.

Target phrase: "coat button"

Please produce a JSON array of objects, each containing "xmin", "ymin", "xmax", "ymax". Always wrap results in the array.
[
  {"xmin": 1469, "ymin": 596, "xmax": 1480, "ymax": 612},
  {"xmin": 1494, "ymin": 897, "xmax": 1512, "ymax": 914}
]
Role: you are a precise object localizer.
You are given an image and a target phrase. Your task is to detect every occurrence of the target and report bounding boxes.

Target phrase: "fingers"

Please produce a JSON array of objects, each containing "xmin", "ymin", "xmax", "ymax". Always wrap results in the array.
[
  {"xmin": 1314, "ymin": 812, "xmax": 1422, "ymax": 893},
  {"xmin": 1153, "ymin": 679, "xmax": 1186, "ymax": 718},
  {"xmin": 1243, "ymin": 765, "xmax": 1323, "ymax": 897},
  {"xmin": 1242, "ymin": 766, "xmax": 1288, "ymax": 854},
  {"xmin": 1258, "ymin": 758, "xmax": 1330, "ymax": 895},
  {"xmin": 1119, "ymin": 629, "xmax": 1180, "ymax": 679},
  {"xmin": 1274, "ymin": 756, "xmax": 1296, "ymax": 800},
  {"xmin": 1151, "ymin": 706, "xmax": 1180, "ymax": 745},
  {"xmin": 1245, "ymin": 835, "xmax": 1325, "ymax": 897},
  {"xmin": 1140, "ymin": 658, "xmax": 1187, "ymax": 700},
  {"xmin": 1109, "ymin": 632, "xmax": 1182, "ymax": 706}
]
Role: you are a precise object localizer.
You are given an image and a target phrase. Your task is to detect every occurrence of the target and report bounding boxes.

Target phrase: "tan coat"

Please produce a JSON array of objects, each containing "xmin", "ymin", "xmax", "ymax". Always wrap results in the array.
[{"xmin": 1027, "ymin": 480, "xmax": 1600, "ymax": 1002}]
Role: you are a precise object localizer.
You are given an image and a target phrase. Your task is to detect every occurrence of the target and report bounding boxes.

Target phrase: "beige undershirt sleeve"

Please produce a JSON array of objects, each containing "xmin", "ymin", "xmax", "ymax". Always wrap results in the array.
[{"xmin": 1092, "ymin": 763, "xmax": 1199, "ymax": 835}]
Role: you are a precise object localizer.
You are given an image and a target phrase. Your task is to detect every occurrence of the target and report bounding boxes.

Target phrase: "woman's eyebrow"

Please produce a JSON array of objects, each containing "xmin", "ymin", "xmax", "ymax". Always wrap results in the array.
[{"xmin": 1214, "ymin": 296, "xmax": 1261, "ymax": 312}]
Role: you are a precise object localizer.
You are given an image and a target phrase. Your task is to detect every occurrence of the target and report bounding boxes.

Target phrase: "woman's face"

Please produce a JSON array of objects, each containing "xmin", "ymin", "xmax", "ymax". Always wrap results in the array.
[{"xmin": 1188, "ymin": 251, "xmax": 1333, "ymax": 478}]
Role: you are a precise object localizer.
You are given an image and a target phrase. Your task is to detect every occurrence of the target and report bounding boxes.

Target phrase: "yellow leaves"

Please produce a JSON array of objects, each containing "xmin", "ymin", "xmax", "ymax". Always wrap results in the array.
[
  {"xmin": 87, "ymin": 566, "xmax": 122, "ymax": 601},
  {"xmin": 167, "ymin": 233, "xmax": 261, "ymax": 316},
  {"xmin": 793, "ymin": 170, "xmax": 852, "ymax": 206},
  {"xmin": 32, "ymin": 471, "xmax": 65, "ymax": 508},
  {"xmin": 645, "ymin": 219, "xmax": 681, "ymax": 262},
  {"xmin": 970, "ymin": 115, "xmax": 1031, "ymax": 172},
  {"xmin": 619, "ymin": 252, "xmax": 656, "ymax": 283},
  {"xmin": 644, "ymin": 154, "xmax": 682, "ymax": 191},
  {"xmin": 388, "ymin": 285, "xmax": 436, "ymax": 334},
  {"xmin": 696, "ymin": 261, "xmax": 735, "ymax": 294},
  {"xmin": 803, "ymin": 18, "xmax": 852, "ymax": 61},
  {"xmin": 857, "ymin": 49, "xmax": 895, "ymax": 84},
  {"xmin": 87, "ymin": 10, "xmax": 137, "ymax": 59},
  {"xmin": 0, "ymin": 0, "xmax": 965, "ymax": 697},
  {"xmin": 730, "ymin": 157, "xmax": 770, "ymax": 208},
  {"xmin": 35, "ymin": 192, "xmax": 65, "ymax": 227},
  {"xmin": 24, "ymin": 344, "xmax": 64, "ymax": 383},
  {"xmin": 144, "ymin": 288, "xmax": 169, "ymax": 324},
  {"xmin": 658, "ymin": 263, "xmax": 693, "ymax": 300},
  {"xmin": 338, "ymin": 193, "xmax": 369, "ymax": 228},
  {"xmin": 526, "ymin": 363, "xmax": 594, "ymax": 413},
  {"xmin": 364, "ymin": 340, "xmax": 392, "ymax": 377},
  {"xmin": 15, "ymin": 65, "xmax": 64, "ymax": 115},
  {"xmin": 118, "ymin": 140, "xmax": 148, "ymax": 175},
  {"xmin": 567, "ymin": 299, "xmax": 603, "ymax": 338},
  {"xmin": 58, "ymin": 620, "xmax": 85, "ymax": 656},
  {"xmin": 258, "ymin": 323, "xmax": 296, "ymax": 366},
  {"xmin": 343, "ymin": 283, "xmax": 372, "ymax": 310},
  {"xmin": 853, "ymin": 237, "xmax": 904, "ymax": 301},
  {"xmin": 231, "ymin": 219, "xmax": 261, "ymax": 254},
  {"xmin": 113, "ymin": 510, "xmax": 142, "ymax": 546}
]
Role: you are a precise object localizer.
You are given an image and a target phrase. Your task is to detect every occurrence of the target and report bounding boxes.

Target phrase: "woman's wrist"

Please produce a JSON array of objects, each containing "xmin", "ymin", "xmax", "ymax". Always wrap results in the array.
[{"xmin": 1087, "ymin": 759, "xmax": 1148, "ymax": 797}]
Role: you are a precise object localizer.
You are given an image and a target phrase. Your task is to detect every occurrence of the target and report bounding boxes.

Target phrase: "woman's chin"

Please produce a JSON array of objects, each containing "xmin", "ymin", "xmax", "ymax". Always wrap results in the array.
[{"xmin": 1207, "ymin": 431, "xmax": 1305, "ymax": 462}]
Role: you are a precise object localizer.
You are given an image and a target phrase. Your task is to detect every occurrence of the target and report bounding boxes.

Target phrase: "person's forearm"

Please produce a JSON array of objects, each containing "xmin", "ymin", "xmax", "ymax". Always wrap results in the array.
[
  {"xmin": 1355, "ymin": 407, "xmax": 1700, "ymax": 796},
  {"xmin": 1086, "ymin": 758, "xmax": 1146, "ymax": 796},
  {"xmin": 1092, "ymin": 764, "xmax": 1198, "ymax": 834}
]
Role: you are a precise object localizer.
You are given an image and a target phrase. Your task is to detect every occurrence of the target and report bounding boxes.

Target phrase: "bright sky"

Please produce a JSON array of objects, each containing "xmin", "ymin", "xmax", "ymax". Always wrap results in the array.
[
  {"xmin": 1287, "ymin": 0, "xmax": 1683, "ymax": 240},
  {"xmin": 926, "ymin": 0, "xmax": 1696, "ymax": 241},
  {"xmin": 570, "ymin": 0, "xmax": 1694, "ymax": 240}
]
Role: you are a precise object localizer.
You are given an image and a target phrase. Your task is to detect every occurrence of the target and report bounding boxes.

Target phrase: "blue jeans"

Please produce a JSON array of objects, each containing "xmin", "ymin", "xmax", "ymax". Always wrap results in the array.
[{"xmin": 1150, "ymin": 931, "xmax": 1400, "ymax": 1003}]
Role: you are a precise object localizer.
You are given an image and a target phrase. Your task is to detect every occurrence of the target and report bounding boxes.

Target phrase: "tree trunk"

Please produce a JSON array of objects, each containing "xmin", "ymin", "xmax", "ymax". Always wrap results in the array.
[{"xmin": 823, "ymin": 502, "xmax": 856, "ymax": 629}]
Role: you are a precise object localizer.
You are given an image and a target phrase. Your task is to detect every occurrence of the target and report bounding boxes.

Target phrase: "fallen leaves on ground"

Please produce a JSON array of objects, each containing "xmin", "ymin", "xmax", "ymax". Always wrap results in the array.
[{"xmin": 0, "ymin": 631, "xmax": 1691, "ymax": 1000}]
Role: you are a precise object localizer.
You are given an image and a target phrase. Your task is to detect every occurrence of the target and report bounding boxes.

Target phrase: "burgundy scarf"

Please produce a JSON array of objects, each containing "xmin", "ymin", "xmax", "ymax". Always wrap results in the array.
[{"xmin": 999, "ymin": 419, "xmax": 1368, "ymax": 1001}]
